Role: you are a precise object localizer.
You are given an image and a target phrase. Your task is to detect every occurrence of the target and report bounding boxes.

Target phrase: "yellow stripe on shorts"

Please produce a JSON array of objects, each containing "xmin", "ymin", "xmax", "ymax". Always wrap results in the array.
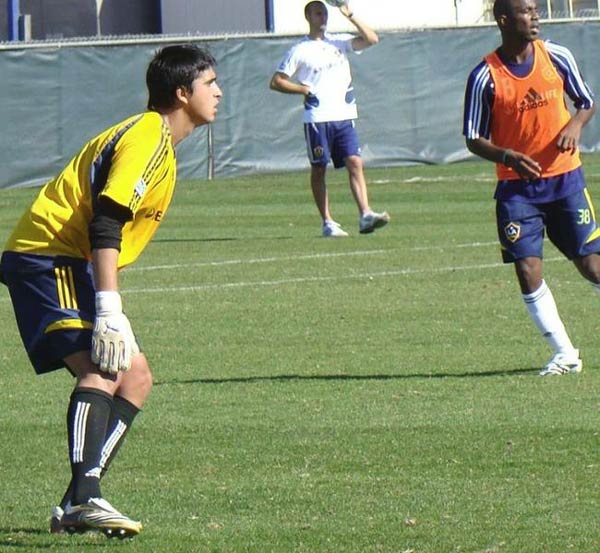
[
  {"xmin": 583, "ymin": 188, "xmax": 600, "ymax": 244},
  {"xmin": 45, "ymin": 319, "xmax": 93, "ymax": 333},
  {"xmin": 54, "ymin": 266, "xmax": 79, "ymax": 309},
  {"xmin": 584, "ymin": 188, "xmax": 597, "ymax": 221}
]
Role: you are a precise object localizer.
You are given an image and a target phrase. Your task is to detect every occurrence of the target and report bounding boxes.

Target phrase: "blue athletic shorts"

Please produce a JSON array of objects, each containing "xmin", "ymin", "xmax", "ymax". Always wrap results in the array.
[
  {"xmin": 0, "ymin": 251, "xmax": 95, "ymax": 374},
  {"xmin": 496, "ymin": 188, "xmax": 600, "ymax": 263},
  {"xmin": 304, "ymin": 120, "xmax": 361, "ymax": 169}
]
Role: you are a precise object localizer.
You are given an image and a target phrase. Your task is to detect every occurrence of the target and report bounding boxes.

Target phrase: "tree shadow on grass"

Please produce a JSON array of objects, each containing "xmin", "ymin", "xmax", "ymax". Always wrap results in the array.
[{"xmin": 155, "ymin": 366, "xmax": 539, "ymax": 386}]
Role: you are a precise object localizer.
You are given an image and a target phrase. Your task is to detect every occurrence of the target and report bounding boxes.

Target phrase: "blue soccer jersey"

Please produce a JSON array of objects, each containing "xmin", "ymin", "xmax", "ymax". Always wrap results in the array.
[{"xmin": 463, "ymin": 40, "xmax": 594, "ymax": 204}]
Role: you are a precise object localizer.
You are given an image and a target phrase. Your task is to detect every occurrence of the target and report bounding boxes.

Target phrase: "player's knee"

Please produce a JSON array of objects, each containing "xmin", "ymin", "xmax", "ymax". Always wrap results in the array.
[
  {"xmin": 138, "ymin": 365, "xmax": 154, "ymax": 396},
  {"xmin": 128, "ymin": 356, "xmax": 154, "ymax": 395},
  {"xmin": 582, "ymin": 264, "xmax": 600, "ymax": 284},
  {"xmin": 345, "ymin": 155, "xmax": 362, "ymax": 171},
  {"xmin": 576, "ymin": 255, "xmax": 600, "ymax": 284},
  {"xmin": 311, "ymin": 164, "xmax": 326, "ymax": 177},
  {"xmin": 516, "ymin": 265, "xmax": 542, "ymax": 293}
]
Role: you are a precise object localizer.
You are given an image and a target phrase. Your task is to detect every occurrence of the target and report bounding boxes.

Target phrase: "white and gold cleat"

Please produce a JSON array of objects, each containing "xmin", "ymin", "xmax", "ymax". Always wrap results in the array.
[{"xmin": 61, "ymin": 497, "xmax": 142, "ymax": 539}]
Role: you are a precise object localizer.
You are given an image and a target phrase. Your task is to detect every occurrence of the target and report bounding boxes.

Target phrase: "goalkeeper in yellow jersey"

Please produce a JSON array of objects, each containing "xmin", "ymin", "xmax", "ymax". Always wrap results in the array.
[{"xmin": 0, "ymin": 44, "xmax": 222, "ymax": 538}]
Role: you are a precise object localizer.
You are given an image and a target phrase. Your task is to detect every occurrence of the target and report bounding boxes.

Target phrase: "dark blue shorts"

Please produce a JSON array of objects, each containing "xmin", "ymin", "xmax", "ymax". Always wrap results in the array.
[
  {"xmin": 0, "ymin": 251, "xmax": 95, "ymax": 374},
  {"xmin": 496, "ymin": 188, "xmax": 600, "ymax": 263},
  {"xmin": 303, "ymin": 120, "xmax": 361, "ymax": 169}
]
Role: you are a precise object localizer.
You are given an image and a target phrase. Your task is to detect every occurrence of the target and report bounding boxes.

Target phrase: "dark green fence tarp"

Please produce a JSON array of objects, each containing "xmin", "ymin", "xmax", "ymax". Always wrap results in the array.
[{"xmin": 0, "ymin": 21, "xmax": 598, "ymax": 188}]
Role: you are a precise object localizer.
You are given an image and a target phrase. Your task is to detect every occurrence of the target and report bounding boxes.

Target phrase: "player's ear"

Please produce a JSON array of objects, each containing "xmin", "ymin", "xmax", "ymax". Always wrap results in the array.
[
  {"xmin": 175, "ymin": 86, "xmax": 190, "ymax": 105},
  {"xmin": 497, "ymin": 13, "xmax": 509, "ymax": 30}
]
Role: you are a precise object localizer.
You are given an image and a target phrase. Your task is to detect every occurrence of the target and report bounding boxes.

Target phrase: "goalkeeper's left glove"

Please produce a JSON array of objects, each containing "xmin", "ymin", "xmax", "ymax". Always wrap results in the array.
[{"xmin": 91, "ymin": 291, "xmax": 139, "ymax": 374}]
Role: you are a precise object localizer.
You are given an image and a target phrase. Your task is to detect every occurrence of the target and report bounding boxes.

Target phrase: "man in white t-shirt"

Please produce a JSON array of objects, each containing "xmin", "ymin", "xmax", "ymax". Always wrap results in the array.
[{"xmin": 270, "ymin": 0, "xmax": 389, "ymax": 237}]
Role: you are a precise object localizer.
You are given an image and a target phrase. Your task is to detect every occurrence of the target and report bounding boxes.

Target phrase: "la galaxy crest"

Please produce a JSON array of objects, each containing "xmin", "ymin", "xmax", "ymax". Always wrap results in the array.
[
  {"xmin": 313, "ymin": 146, "xmax": 324, "ymax": 159},
  {"xmin": 504, "ymin": 222, "xmax": 521, "ymax": 243}
]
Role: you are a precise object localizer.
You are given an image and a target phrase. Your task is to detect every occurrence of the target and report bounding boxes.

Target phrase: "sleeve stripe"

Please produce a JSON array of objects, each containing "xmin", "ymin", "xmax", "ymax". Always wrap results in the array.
[
  {"xmin": 127, "ymin": 127, "xmax": 170, "ymax": 213},
  {"xmin": 546, "ymin": 41, "xmax": 594, "ymax": 109},
  {"xmin": 464, "ymin": 62, "xmax": 492, "ymax": 139},
  {"xmin": 89, "ymin": 115, "xmax": 143, "ymax": 204},
  {"xmin": 142, "ymin": 128, "xmax": 170, "ymax": 185}
]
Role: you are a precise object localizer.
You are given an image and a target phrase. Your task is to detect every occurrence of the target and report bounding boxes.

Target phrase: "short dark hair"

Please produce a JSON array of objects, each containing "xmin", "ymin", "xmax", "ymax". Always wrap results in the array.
[
  {"xmin": 305, "ymin": 1, "xmax": 326, "ymax": 18},
  {"xmin": 493, "ymin": 0, "xmax": 512, "ymax": 21},
  {"xmin": 146, "ymin": 44, "xmax": 216, "ymax": 111}
]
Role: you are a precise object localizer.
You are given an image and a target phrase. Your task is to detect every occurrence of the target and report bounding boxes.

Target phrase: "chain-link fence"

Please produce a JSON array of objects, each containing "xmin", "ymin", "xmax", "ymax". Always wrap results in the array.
[{"xmin": 479, "ymin": 0, "xmax": 600, "ymax": 22}]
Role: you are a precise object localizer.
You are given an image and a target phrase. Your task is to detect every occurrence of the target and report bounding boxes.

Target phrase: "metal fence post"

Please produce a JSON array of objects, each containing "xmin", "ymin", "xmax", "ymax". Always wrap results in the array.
[
  {"xmin": 207, "ymin": 124, "xmax": 214, "ymax": 180},
  {"xmin": 8, "ymin": 0, "xmax": 20, "ymax": 41}
]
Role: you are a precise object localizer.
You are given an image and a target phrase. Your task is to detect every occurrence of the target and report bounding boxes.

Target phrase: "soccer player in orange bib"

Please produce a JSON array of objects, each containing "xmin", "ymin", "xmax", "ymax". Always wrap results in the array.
[
  {"xmin": 463, "ymin": 0, "xmax": 598, "ymax": 376},
  {"xmin": 0, "ymin": 45, "xmax": 222, "ymax": 536}
]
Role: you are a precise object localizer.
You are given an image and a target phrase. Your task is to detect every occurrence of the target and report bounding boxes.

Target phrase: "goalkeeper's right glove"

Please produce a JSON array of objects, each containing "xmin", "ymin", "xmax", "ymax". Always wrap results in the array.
[{"xmin": 91, "ymin": 291, "xmax": 139, "ymax": 374}]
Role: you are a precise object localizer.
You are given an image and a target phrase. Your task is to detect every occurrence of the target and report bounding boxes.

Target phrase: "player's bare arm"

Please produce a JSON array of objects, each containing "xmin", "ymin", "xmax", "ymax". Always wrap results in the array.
[
  {"xmin": 93, "ymin": 248, "xmax": 120, "ymax": 291},
  {"xmin": 340, "ymin": 3, "xmax": 378, "ymax": 51},
  {"xmin": 466, "ymin": 136, "xmax": 542, "ymax": 180},
  {"xmin": 269, "ymin": 72, "xmax": 311, "ymax": 97},
  {"xmin": 556, "ymin": 103, "xmax": 597, "ymax": 154}
]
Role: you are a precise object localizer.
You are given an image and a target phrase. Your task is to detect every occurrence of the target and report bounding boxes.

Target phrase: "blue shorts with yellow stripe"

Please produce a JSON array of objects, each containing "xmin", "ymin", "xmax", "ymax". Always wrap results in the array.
[
  {"xmin": 0, "ymin": 251, "xmax": 94, "ymax": 374},
  {"xmin": 496, "ymin": 188, "xmax": 600, "ymax": 263}
]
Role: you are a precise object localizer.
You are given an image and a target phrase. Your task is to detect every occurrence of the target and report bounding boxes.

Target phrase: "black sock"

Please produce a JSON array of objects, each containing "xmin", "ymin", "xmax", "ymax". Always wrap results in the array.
[
  {"xmin": 58, "ymin": 482, "xmax": 73, "ymax": 511},
  {"xmin": 67, "ymin": 387, "xmax": 113, "ymax": 505},
  {"xmin": 60, "ymin": 394, "xmax": 140, "ymax": 509},
  {"xmin": 100, "ymin": 395, "xmax": 140, "ymax": 475}
]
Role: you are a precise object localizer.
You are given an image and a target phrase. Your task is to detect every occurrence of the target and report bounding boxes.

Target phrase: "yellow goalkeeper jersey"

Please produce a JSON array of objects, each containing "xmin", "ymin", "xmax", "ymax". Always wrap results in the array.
[{"xmin": 4, "ymin": 111, "xmax": 176, "ymax": 268}]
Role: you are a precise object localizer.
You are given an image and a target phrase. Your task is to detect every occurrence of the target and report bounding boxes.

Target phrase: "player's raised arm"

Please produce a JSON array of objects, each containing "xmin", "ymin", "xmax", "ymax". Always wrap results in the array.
[{"xmin": 338, "ymin": 2, "xmax": 378, "ymax": 51}]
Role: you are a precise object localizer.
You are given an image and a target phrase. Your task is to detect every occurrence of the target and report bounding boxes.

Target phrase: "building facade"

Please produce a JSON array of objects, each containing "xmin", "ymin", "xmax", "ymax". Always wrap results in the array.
[{"xmin": 1, "ymin": 0, "xmax": 599, "ymax": 42}]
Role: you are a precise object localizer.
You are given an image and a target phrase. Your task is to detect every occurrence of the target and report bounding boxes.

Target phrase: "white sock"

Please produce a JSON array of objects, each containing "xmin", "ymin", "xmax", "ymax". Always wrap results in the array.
[{"xmin": 522, "ymin": 280, "xmax": 575, "ymax": 354}]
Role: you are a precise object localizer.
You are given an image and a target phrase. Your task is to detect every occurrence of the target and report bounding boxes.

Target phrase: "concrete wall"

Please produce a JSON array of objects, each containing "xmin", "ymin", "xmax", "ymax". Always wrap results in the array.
[
  {"xmin": 0, "ymin": 0, "xmax": 160, "ymax": 40},
  {"xmin": 272, "ymin": 0, "xmax": 490, "ymax": 35},
  {"xmin": 2, "ymin": 1, "xmax": 599, "ymax": 41},
  {"xmin": 160, "ymin": 0, "xmax": 267, "ymax": 35},
  {"xmin": 0, "ymin": 0, "xmax": 497, "ymax": 42}
]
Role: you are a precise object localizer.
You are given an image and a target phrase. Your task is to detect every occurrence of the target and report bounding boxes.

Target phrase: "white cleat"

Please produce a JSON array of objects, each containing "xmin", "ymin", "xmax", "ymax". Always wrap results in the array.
[
  {"xmin": 359, "ymin": 211, "xmax": 390, "ymax": 234},
  {"xmin": 61, "ymin": 497, "xmax": 142, "ymax": 538},
  {"xmin": 539, "ymin": 350, "xmax": 582, "ymax": 376},
  {"xmin": 322, "ymin": 220, "xmax": 349, "ymax": 237}
]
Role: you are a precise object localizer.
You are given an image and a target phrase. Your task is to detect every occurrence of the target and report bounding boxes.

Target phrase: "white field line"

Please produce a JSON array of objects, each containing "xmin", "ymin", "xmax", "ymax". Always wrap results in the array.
[
  {"xmin": 0, "ymin": 244, "xmax": 566, "ymax": 302},
  {"xmin": 129, "ymin": 241, "xmax": 499, "ymax": 272},
  {"xmin": 127, "ymin": 249, "xmax": 389, "ymax": 271},
  {"xmin": 413, "ymin": 241, "xmax": 497, "ymax": 251},
  {"xmin": 122, "ymin": 256, "xmax": 566, "ymax": 296},
  {"xmin": 372, "ymin": 172, "xmax": 600, "ymax": 185}
]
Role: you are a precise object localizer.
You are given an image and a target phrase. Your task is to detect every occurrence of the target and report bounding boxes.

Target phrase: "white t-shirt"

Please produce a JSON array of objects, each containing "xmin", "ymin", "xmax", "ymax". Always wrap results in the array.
[{"xmin": 276, "ymin": 33, "xmax": 360, "ymax": 123}]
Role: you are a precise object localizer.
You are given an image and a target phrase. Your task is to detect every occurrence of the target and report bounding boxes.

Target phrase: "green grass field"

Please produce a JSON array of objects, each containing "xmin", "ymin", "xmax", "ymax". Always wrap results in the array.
[{"xmin": 0, "ymin": 157, "xmax": 599, "ymax": 552}]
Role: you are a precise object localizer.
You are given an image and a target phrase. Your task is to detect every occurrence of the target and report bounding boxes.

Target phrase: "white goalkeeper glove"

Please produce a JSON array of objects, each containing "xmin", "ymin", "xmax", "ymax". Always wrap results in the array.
[{"xmin": 91, "ymin": 291, "xmax": 139, "ymax": 374}]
